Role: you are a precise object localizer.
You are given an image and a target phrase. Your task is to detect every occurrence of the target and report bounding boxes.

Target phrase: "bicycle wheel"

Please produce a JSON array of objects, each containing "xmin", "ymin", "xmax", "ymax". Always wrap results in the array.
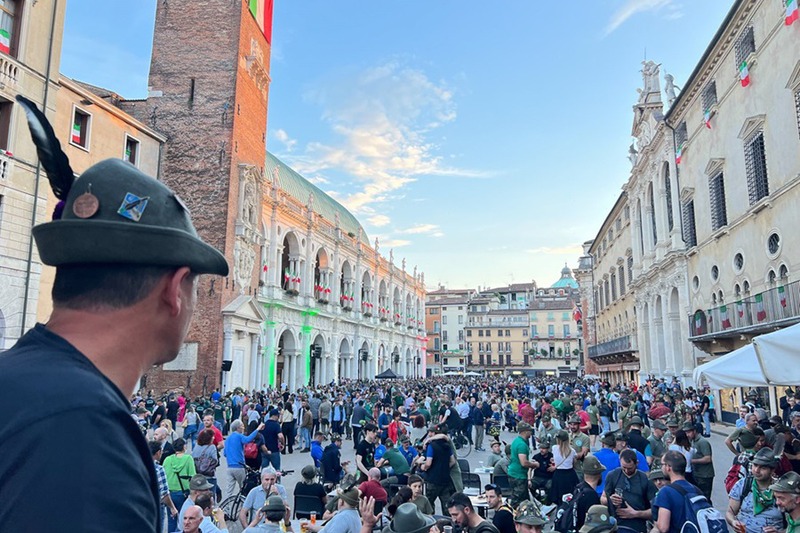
[
  {"xmin": 454, "ymin": 433, "xmax": 471, "ymax": 458},
  {"xmin": 220, "ymin": 494, "xmax": 245, "ymax": 533}
]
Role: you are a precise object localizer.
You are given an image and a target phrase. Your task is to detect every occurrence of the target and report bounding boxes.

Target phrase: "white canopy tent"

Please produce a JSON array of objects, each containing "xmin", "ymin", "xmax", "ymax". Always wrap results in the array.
[{"xmin": 693, "ymin": 322, "xmax": 800, "ymax": 388}]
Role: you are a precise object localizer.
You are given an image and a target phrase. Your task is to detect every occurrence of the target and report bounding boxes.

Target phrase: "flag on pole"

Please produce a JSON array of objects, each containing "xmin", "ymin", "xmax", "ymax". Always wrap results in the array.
[
  {"xmin": 720, "ymin": 305, "xmax": 732, "ymax": 329},
  {"xmin": 736, "ymin": 300, "xmax": 744, "ymax": 318},
  {"xmin": 0, "ymin": 29, "xmax": 10, "ymax": 55},
  {"xmin": 739, "ymin": 61, "xmax": 750, "ymax": 87},
  {"xmin": 779, "ymin": 285, "xmax": 787, "ymax": 307},
  {"xmin": 572, "ymin": 305, "xmax": 582, "ymax": 322},
  {"xmin": 72, "ymin": 123, "xmax": 81, "ymax": 144},
  {"xmin": 755, "ymin": 293, "xmax": 767, "ymax": 321},
  {"xmin": 694, "ymin": 311, "xmax": 703, "ymax": 333},
  {"xmin": 675, "ymin": 142, "xmax": 686, "ymax": 165},
  {"xmin": 787, "ymin": 0, "xmax": 799, "ymax": 25},
  {"xmin": 703, "ymin": 108, "xmax": 712, "ymax": 129}
]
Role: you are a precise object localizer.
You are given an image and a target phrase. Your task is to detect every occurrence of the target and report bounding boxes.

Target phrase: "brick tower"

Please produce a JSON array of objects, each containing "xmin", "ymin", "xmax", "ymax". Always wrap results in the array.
[{"xmin": 135, "ymin": 1, "xmax": 274, "ymax": 395}]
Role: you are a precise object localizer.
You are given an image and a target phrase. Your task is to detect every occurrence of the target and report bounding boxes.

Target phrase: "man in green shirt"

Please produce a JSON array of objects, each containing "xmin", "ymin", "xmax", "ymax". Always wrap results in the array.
[
  {"xmin": 377, "ymin": 440, "xmax": 411, "ymax": 485},
  {"xmin": 508, "ymin": 422, "xmax": 538, "ymax": 507},
  {"xmin": 647, "ymin": 420, "xmax": 668, "ymax": 469},
  {"xmin": 567, "ymin": 415, "xmax": 590, "ymax": 480},
  {"xmin": 537, "ymin": 414, "xmax": 560, "ymax": 445},
  {"xmin": 684, "ymin": 422, "xmax": 715, "ymax": 502}
]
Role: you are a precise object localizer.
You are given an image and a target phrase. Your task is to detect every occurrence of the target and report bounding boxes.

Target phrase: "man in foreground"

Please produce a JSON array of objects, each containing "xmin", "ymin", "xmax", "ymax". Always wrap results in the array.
[{"xmin": 0, "ymin": 105, "xmax": 228, "ymax": 532}]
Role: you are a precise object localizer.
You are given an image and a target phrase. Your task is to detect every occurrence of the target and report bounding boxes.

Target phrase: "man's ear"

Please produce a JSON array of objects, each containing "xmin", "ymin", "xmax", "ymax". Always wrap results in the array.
[{"xmin": 161, "ymin": 267, "xmax": 193, "ymax": 316}]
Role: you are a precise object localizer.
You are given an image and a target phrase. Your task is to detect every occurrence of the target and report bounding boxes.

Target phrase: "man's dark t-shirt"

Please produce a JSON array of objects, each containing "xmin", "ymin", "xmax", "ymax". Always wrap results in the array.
[
  {"xmin": 356, "ymin": 439, "xmax": 376, "ymax": 470},
  {"xmin": 262, "ymin": 419, "xmax": 282, "ymax": 452},
  {"xmin": 0, "ymin": 324, "xmax": 159, "ymax": 531},
  {"xmin": 491, "ymin": 507, "xmax": 516, "ymax": 533},
  {"xmin": 151, "ymin": 404, "xmax": 166, "ymax": 426},
  {"xmin": 573, "ymin": 481, "xmax": 601, "ymax": 530}
]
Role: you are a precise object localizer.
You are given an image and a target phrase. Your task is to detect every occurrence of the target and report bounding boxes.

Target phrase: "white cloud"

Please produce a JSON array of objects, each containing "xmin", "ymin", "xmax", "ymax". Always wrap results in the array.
[
  {"xmin": 398, "ymin": 223, "xmax": 440, "ymax": 235},
  {"xmin": 283, "ymin": 60, "xmax": 485, "ymax": 215},
  {"xmin": 526, "ymin": 245, "xmax": 584, "ymax": 256},
  {"xmin": 367, "ymin": 214, "xmax": 391, "ymax": 227},
  {"xmin": 604, "ymin": 0, "xmax": 680, "ymax": 36},
  {"xmin": 379, "ymin": 238, "xmax": 412, "ymax": 248},
  {"xmin": 273, "ymin": 129, "xmax": 297, "ymax": 151},
  {"xmin": 307, "ymin": 175, "xmax": 329, "ymax": 185}
]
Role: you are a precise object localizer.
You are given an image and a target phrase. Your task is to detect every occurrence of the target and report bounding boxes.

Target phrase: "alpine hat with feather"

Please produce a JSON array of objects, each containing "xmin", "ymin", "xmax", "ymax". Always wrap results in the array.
[{"xmin": 17, "ymin": 96, "xmax": 228, "ymax": 276}]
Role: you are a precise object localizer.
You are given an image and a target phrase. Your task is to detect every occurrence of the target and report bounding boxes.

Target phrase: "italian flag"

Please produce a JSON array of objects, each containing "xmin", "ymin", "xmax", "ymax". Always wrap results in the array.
[
  {"xmin": 675, "ymin": 142, "xmax": 685, "ymax": 165},
  {"xmin": 703, "ymin": 108, "xmax": 712, "ymax": 129},
  {"xmin": 755, "ymin": 293, "xmax": 767, "ymax": 321},
  {"xmin": 739, "ymin": 61, "xmax": 750, "ymax": 88},
  {"xmin": 736, "ymin": 300, "xmax": 744, "ymax": 318},
  {"xmin": 787, "ymin": 0, "xmax": 799, "ymax": 25},
  {"xmin": 694, "ymin": 311, "xmax": 703, "ymax": 332},
  {"xmin": 284, "ymin": 268, "xmax": 290, "ymax": 285},
  {"xmin": 779, "ymin": 285, "xmax": 787, "ymax": 308},
  {"xmin": 0, "ymin": 29, "xmax": 10, "ymax": 55},
  {"xmin": 71, "ymin": 123, "xmax": 81, "ymax": 144},
  {"xmin": 720, "ymin": 305, "xmax": 732, "ymax": 329}
]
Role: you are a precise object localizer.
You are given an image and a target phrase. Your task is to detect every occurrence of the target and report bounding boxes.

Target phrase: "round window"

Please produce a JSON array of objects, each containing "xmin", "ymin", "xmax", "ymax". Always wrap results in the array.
[
  {"xmin": 711, "ymin": 265, "xmax": 719, "ymax": 282},
  {"xmin": 768, "ymin": 233, "xmax": 781, "ymax": 256},
  {"xmin": 692, "ymin": 276, "xmax": 700, "ymax": 291},
  {"xmin": 733, "ymin": 253, "xmax": 744, "ymax": 272}
]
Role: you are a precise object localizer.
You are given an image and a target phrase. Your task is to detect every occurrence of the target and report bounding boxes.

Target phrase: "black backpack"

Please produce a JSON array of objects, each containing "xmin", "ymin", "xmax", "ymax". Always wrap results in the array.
[{"xmin": 554, "ymin": 483, "xmax": 588, "ymax": 533}]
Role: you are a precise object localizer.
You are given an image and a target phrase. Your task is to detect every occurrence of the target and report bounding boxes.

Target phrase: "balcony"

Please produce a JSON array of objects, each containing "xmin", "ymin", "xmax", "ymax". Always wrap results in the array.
[
  {"xmin": 0, "ymin": 55, "xmax": 18, "ymax": 89},
  {"xmin": 689, "ymin": 280, "xmax": 800, "ymax": 340},
  {"xmin": 588, "ymin": 335, "xmax": 634, "ymax": 360}
]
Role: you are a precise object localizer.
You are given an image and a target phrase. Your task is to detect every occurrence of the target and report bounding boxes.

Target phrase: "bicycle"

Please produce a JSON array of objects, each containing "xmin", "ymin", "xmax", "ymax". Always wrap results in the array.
[
  {"xmin": 219, "ymin": 466, "xmax": 294, "ymax": 533},
  {"xmin": 449, "ymin": 427, "xmax": 472, "ymax": 458}
]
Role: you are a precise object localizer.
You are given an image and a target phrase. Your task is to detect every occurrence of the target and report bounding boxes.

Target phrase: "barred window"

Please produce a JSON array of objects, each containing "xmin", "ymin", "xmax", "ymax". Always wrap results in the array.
[
  {"xmin": 682, "ymin": 200, "xmax": 698, "ymax": 247},
  {"xmin": 664, "ymin": 165, "xmax": 674, "ymax": 231},
  {"xmin": 675, "ymin": 122, "xmax": 688, "ymax": 148},
  {"xmin": 611, "ymin": 273, "xmax": 617, "ymax": 301},
  {"xmin": 648, "ymin": 184, "xmax": 657, "ymax": 245},
  {"xmin": 735, "ymin": 26, "xmax": 756, "ymax": 69},
  {"xmin": 619, "ymin": 265, "xmax": 626, "ymax": 295},
  {"xmin": 604, "ymin": 280, "xmax": 610, "ymax": 307},
  {"xmin": 709, "ymin": 172, "xmax": 728, "ymax": 230},
  {"xmin": 701, "ymin": 81, "xmax": 718, "ymax": 111},
  {"xmin": 627, "ymin": 256, "xmax": 634, "ymax": 282},
  {"xmin": 794, "ymin": 88, "xmax": 800, "ymax": 139},
  {"xmin": 744, "ymin": 130, "xmax": 769, "ymax": 205}
]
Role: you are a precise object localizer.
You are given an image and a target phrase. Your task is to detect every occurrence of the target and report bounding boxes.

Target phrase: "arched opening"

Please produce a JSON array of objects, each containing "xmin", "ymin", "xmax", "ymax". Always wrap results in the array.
[
  {"xmin": 277, "ymin": 329, "xmax": 297, "ymax": 387},
  {"xmin": 378, "ymin": 280, "xmax": 389, "ymax": 321},
  {"xmin": 340, "ymin": 261, "xmax": 354, "ymax": 309},
  {"xmin": 361, "ymin": 271, "xmax": 373, "ymax": 316},
  {"xmin": 313, "ymin": 248, "xmax": 331, "ymax": 302},
  {"xmin": 663, "ymin": 162, "xmax": 674, "ymax": 231},
  {"xmin": 358, "ymin": 340, "xmax": 370, "ymax": 380},
  {"xmin": 648, "ymin": 183, "xmax": 657, "ymax": 246},
  {"xmin": 280, "ymin": 233, "xmax": 302, "ymax": 294},
  {"xmin": 310, "ymin": 333, "xmax": 325, "ymax": 385},
  {"xmin": 393, "ymin": 287, "xmax": 402, "ymax": 325}
]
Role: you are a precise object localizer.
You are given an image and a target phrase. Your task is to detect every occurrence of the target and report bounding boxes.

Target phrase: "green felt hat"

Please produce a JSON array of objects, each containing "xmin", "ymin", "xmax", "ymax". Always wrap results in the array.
[{"xmin": 33, "ymin": 159, "xmax": 228, "ymax": 275}]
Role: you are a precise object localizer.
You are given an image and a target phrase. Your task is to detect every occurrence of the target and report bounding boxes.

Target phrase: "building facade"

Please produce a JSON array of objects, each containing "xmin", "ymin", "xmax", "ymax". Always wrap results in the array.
[
  {"xmin": 465, "ymin": 268, "xmax": 581, "ymax": 378},
  {"xmin": 0, "ymin": 0, "xmax": 66, "ymax": 347},
  {"xmin": 424, "ymin": 290, "xmax": 473, "ymax": 376},
  {"xmin": 582, "ymin": 193, "xmax": 640, "ymax": 384},
  {"xmin": 667, "ymin": 0, "xmax": 800, "ymax": 420},
  {"xmin": 626, "ymin": 61, "xmax": 696, "ymax": 385}
]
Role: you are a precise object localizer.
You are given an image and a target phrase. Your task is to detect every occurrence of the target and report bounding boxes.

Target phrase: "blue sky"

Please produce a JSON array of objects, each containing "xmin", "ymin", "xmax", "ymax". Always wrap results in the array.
[{"xmin": 61, "ymin": 0, "xmax": 733, "ymax": 290}]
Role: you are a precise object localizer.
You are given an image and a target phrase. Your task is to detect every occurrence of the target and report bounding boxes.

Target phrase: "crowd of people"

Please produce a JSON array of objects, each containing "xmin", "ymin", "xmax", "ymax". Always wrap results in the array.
[{"xmin": 131, "ymin": 376, "xmax": 800, "ymax": 533}]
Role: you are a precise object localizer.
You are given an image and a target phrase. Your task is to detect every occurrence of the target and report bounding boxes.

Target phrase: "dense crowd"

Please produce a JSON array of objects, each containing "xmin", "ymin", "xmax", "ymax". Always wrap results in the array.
[{"xmin": 132, "ymin": 376, "xmax": 800, "ymax": 533}]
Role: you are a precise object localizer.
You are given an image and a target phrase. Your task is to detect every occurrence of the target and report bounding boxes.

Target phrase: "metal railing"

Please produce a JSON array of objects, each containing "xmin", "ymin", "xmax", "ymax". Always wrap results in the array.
[
  {"xmin": 588, "ymin": 335, "xmax": 634, "ymax": 359},
  {"xmin": 688, "ymin": 279, "xmax": 800, "ymax": 337}
]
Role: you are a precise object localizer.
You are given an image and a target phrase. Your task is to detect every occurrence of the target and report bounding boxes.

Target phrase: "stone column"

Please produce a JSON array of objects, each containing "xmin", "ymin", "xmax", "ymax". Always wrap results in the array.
[
  {"xmin": 637, "ymin": 304, "xmax": 651, "ymax": 381},
  {"xmin": 632, "ymin": 202, "xmax": 644, "ymax": 278},
  {"xmin": 661, "ymin": 294, "xmax": 675, "ymax": 376},
  {"xmin": 288, "ymin": 351, "xmax": 297, "ymax": 393},
  {"xmin": 221, "ymin": 325, "xmax": 233, "ymax": 393},
  {"xmin": 250, "ymin": 333, "xmax": 260, "ymax": 390}
]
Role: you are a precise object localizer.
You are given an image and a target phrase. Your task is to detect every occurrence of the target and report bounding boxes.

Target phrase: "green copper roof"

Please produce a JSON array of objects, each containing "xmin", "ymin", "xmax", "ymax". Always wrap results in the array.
[
  {"xmin": 551, "ymin": 265, "xmax": 578, "ymax": 289},
  {"xmin": 266, "ymin": 152, "xmax": 368, "ymax": 244}
]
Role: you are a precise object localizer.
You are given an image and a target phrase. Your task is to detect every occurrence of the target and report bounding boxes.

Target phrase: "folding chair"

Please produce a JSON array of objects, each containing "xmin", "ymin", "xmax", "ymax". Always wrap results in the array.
[
  {"xmin": 457, "ymin": 459, "xmax": 471, "ymax": 473},
  {"xmin": 490, "ymin": 473, "xmax": 511, "ymax": 491},
  {"xmin": 461, "ymin": 472, "xmax": 482, "ymax": 495},
  {"xmin": 293, "ymin": 494, "xmax": 326, "ymax": 520}
]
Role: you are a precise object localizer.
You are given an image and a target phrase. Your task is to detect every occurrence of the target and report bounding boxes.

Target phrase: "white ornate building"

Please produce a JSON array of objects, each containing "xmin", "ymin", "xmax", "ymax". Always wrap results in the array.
[
  {"xmin": 626, "ymin": 62, "xmax": 696, "ymax": 384},
  {"xmin": 241, "ymin": 152, "xmax": 428, "ymax": 391}
]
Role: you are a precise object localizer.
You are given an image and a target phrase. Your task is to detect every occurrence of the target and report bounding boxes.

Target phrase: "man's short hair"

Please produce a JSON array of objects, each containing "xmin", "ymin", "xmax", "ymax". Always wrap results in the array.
[
  {"xmin": 485, "ymin": 483, "xmax": 502, "ymax": 496},
  {"xmin": 148, "ymin": 440, "xmax": 161, "ymax": 457},
  {"xmin": 195, "ymin": 493, "xmax": 213, "ymax": 511},
  {"xmin": 662, "ymin": 450, "xmax": 687, "ymax": 475},
  {"xmin": 408, "ymin": 474, "xmax": 423, "ymax": 486},
  {"xmin": 619, "ymin": 449, "xmax": 637, "ymax": 464},
  {"xmin": 447, "ymin": 492, "xmax": 474, "ymax": 512},
  {"xmin": 230, "ymin": 419, "xmax": 243, "ymax": 433},
  {"xmin": 52, "ymin": 264, "xmax": 177, "ymax": 311}
]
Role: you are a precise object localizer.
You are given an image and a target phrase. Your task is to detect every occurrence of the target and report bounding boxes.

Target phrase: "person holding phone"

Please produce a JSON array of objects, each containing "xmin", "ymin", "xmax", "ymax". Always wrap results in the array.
[{"xmin": 601, "ymin": 449, "xmax": 656, "ymax": 533}]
